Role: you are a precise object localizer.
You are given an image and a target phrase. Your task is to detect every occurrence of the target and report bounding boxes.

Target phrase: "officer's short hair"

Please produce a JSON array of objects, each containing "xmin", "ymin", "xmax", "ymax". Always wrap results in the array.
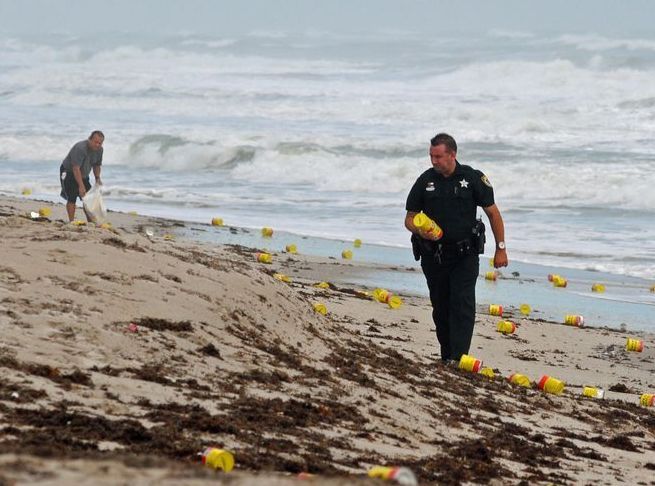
[
  {"xmin": 430, "ymin": 133, "xmax": 457, "ymax": 153},
  {"xmin": 89, "ymin": 130, "xmax": 105, "ymax": 140}
]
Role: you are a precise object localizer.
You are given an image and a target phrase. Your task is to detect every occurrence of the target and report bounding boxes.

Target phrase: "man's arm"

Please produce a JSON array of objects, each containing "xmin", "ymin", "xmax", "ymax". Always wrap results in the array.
[
  {"xmin": 93, "ymin": 165, "xmax": 102, "ymax": 186},
  {"xmin": 405, "ymin": 211, "xmax": 419, "ymax": 234},
  {"xmin": 482, "ymin": 204, "xmax": 508, "ymax": 268},
  {"xmin": 72, "ymin": 165, "xmax": 87, "ymax": 198}
]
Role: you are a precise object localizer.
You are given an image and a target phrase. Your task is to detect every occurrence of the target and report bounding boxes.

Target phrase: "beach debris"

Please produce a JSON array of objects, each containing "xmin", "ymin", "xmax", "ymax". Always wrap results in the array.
[
  {"xmin": 353, "ymin": 238, "xmax": 362, "ymax": 248},
  {"xmin": 21, "ymin": 188, "xmax": 32, "ymax": 195},
  {"xmin": 71, "ymin": 220, "xmax": 86, "ymax": 226},
  {"xmin": 255, "ymin": 252, "xmax": 272, "ymax": 264},
  {"xmin": 413, "ymin": 212, "xmax": 443, "ymax": 240},
  {"xmin": 548, "ymin": 273, "xmax": 568, "ymax": 287},
  {"xmin": 368, "ymin": 466, "xmax": 418, "ymax": 486},
  {"xmin": 597, "ymin": 344, "xmax": 622, "ymax": 361},
  {"xmin": 144, "ymin": 227, "xmax": 154, "ymax": 238},
  {"xmin": 519, "ymin": 303, "xmax": 531, "ymax": 316},
  {"xmin": 537, "ymin": 375, "xmax": 565, "ymax": 395},
  {"xmin": 273, "ymin": 273, "xmax": 291, "ymax": 283},
  {"xmin": 496, "ymin": 320, "xmax": 516, "ymax": 334},
  {"xmin": 480, "ymin": 367, "xmax": 495, "ymax": 379},
  {"xmin": 485, "ymin": 271, "xmax": 498, "ymax": 281},
  {"xmin": 552, "ymin": 275, "xmax": 568, "ymax": 287},
  {"xmin": 508, "ymin": 373, "xmax": 532, "ymax": 388},
  {"xmin": 372, "ymin": 288, "xmax": 403, "ymax": 309},
  {"xmin": 356, "ymin": 290, "xmax": 371, "ymax": 298},
  {"xmin": 200, "ymin": 447, "xmax": 234, "ymax": 472},
  {"xmin": 285, "ymin": 243, "xmax": 297, "ymax": 254},
  {"xmin": 10, "ymin": 392, "xmax": 19, "ymax": 399},
  {"xmin": 640, "ymin": 393, "xmax": 655, "ymax": 407},
  {"xmin": 163, "ymin": 233, "xmax": 175, "ymax": 241},
  {"xmin": 387, "ymin": 295, "xmax": 403, "ymax": 309},
  {"xmin": 211, "ymin": 217, "xmax": 224, "ymax": 226},
  {"xmin": 127, "ymin": 323, "xmax": 138, "ymax": 333},
  {"xmin": 312, "ymin": 303, "xmax": 327, "ymax": 315},
  {"xmin": 459, "ymin": 354, "xmax": 482, "ymax": 373},
  {"xmin": 261, "ymin": 227, "xmax": 273, "ymax": 237},
  {"xmin": 591, "ymin": 283, "xmax": 606, "ymax": 292},
  {"xmin": 373, "ymin": 288, "xmax": 390, "ymax": 302},
  {"xmin": 38, "ymin": 207, "xmax": 52, "ymax": 218},
  {"xmin": 626, "ymin": 337, "xmax": 644, "ymax": 352},
  {"xmin": 341, "ymin": 249, "xmax": 353, "ymax": 259},
  {"xmin": 99, "ymin": 222, "xmax": 112, "ymax": 230},
  {"xmin": 488, "ymin": 304, "xmax": 503, "ymax": 316},
  {"xmin": 564, "ymin": 314, "xmax": 584, "ymax": 327},
  {"xmin": 29, "ymin": 211, "xmax": 40, "ymax": 219},
  {"xmin": 314, "ymin": 281, "xmax": 330, "ymax": 289},
  {"xmin": 297, "ymin": 472, "xmax": 314, "ymax": 479},
  {"xmin": 128, "ymin": 210, "xmax": 138, "ymax": 216},
  {"xmin": 582, "ymin": 386, "xmax": 604, "ymax": 399}
]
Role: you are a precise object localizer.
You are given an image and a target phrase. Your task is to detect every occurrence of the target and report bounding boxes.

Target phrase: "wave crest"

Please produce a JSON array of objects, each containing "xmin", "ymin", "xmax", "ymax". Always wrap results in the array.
[{"xmin": 127, "ymin": 135, "xmax": 256, "ymax": 170}]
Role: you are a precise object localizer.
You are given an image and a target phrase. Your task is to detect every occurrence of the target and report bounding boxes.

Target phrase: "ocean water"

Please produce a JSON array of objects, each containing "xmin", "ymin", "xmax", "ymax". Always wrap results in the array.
[
  {"xmin": 1, "ymin": 29, "xmax": 655, "ymax": 282},
  {"xmin": 178, "ymin": 224, "xmax": 654, "ymax": 332}
]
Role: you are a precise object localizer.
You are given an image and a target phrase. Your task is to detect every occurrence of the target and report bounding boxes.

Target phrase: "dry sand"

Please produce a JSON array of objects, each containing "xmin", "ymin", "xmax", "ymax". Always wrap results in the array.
[{"xmin": 0, "ymin": 195, "xmax": 654, "ymax": 485}]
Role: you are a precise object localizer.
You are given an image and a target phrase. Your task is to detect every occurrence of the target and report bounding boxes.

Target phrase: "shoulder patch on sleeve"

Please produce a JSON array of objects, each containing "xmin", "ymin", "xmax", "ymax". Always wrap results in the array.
[{"xmin": 481, "ymin": 174, "xmax": 492, "ymax": 188}]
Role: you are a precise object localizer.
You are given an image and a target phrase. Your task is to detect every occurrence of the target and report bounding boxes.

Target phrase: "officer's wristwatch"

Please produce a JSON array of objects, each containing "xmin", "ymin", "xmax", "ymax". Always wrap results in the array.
[{"xmin": 497, "ymin": 241, "xmax": 506, "ymax": 250}]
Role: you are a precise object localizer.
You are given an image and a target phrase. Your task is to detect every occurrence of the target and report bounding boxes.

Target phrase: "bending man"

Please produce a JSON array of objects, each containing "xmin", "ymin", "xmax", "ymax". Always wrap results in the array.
[{"xmin": 59, "ymin": 130, "xmax": 104, "ymax": 222}]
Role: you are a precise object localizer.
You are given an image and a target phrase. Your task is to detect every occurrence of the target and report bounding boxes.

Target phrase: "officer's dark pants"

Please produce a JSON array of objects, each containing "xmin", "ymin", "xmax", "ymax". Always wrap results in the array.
[{"xmin": 421, "ymin": 252, "xmax": 479, "ymax": 362}]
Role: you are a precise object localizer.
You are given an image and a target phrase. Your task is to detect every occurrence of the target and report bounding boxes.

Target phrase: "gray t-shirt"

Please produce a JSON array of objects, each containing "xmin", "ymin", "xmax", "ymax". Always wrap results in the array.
[{"xmin": 61, "ymin": 140, "xmax": 103, "ymax": 178}]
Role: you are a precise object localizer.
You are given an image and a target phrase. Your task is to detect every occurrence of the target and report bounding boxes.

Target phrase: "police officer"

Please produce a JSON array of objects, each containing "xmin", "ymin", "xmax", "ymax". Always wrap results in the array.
[{"xmin": 405, "ymin": 133, "xmax": 508, "ymax": 364}]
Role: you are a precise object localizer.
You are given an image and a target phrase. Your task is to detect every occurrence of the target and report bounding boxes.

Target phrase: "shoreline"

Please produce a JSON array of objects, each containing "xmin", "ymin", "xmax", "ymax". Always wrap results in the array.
[
  {"xmin": 4, "ymin": 195, "xmax": 655, "ymax": 334},
  {"xmin": 1, "ymin": 195, "xmax": 654, "ymax": 485},
  {"xmin": 7, "ymin": 191, "xmax": 655, "ymax": 284}
]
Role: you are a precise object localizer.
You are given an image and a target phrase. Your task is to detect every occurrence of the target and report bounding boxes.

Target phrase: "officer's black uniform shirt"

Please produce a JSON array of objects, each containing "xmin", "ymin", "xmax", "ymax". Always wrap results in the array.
[{"xmin": 406, "ymin": 161, "xmax": 495, "ymax": 244}]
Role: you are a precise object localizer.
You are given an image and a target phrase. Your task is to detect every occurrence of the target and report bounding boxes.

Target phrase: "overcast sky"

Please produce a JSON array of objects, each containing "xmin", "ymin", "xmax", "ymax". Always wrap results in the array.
[{"xmin": 1, "ymin": 0, "xmax": 654, "ymax": 36}]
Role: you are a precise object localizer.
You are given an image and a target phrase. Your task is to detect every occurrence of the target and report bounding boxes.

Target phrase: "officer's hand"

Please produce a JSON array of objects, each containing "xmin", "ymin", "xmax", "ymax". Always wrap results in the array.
[{"xmin": 493, "ymin": 249, "xmax": 508, "ymax": 268}]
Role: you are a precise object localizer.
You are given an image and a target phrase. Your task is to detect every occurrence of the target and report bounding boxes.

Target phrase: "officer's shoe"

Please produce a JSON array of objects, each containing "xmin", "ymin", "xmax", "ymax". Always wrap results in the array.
[{"xmin": 440, "ymin": 359, "xmax": 458, "ymax": 369}]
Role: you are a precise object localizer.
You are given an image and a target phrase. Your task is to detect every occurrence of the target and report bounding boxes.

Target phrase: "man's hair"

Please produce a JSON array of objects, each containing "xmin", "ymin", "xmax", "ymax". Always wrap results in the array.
[
  {"xmin": 89, "ymin": 130, "xmax": 105, "ymax": 140},
  {"xmin": 430, "ymin": 133, "xmax": 457, "ymax": 153}
]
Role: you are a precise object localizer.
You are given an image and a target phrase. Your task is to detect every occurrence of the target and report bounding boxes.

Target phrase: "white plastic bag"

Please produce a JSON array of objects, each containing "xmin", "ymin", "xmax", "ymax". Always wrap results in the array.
[{"xmin": 82, "ymin": 185, "xmax": 107, "ymax": 222}]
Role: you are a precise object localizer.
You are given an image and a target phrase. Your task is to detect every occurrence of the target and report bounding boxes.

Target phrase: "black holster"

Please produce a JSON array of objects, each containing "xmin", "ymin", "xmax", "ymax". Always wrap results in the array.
[
  {"xmin": 435, "ymin": 239, "xmax": 474, "ymax": 264},
  {"xmin": 411, "ymin": 233, "xmax": 437, "ymax": 262},
  {"xmin": 472, "ymin": 218, "xmax": 486, "ymax": 254}
]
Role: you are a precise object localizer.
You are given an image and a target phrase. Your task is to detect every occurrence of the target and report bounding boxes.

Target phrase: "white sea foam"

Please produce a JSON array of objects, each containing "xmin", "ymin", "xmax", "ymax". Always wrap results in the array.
[
  {"xmin": 179, "ymin": 38, "xmax": 237, "ymax": 48},
  {"xmin": 556, "ymin": 34, "xmax": 655, "ymax": 52},
  {"xmin": 488, "ymin": 29, "xmax": 535, "ymax": 39},
  {"xmin": 2, "ymin": 131, "xmax": 654, "ymax": 213},
  {"xmin": 4, "ymin": 38, "xmax": 655, "ymax": 153}
]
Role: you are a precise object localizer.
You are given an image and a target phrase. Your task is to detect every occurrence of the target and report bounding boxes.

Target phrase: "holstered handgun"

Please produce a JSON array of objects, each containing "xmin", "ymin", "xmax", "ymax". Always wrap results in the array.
[
  {"xmin": 472, "ymin": 218, "xmax": 486, "ymax": 254},
  {"xmin": 411, "ymin": 233, "xmax": 421, "ymax": 261},
  {"xmin": 411, "ymin": 233, "xmax": 438, "ymax": 262}
]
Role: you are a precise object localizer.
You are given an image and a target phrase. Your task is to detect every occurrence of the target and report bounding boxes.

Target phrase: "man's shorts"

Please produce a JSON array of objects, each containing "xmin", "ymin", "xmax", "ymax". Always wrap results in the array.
[{"xmin": 60, "ymin": 165, "xmax": 91, "ymax": 204}]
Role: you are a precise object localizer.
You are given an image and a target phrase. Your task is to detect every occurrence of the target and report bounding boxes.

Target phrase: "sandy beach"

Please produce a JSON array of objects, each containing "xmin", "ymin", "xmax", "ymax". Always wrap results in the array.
[{"xmin": 1, "ymin": 195, "xmax": 654, "ymax": 485}]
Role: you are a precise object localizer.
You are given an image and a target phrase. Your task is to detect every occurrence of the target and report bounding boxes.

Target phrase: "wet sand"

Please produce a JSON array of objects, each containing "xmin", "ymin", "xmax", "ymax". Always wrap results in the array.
[{"xmin": 1, "ymin": 195, "xmax": 654, "ymax": 485}]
